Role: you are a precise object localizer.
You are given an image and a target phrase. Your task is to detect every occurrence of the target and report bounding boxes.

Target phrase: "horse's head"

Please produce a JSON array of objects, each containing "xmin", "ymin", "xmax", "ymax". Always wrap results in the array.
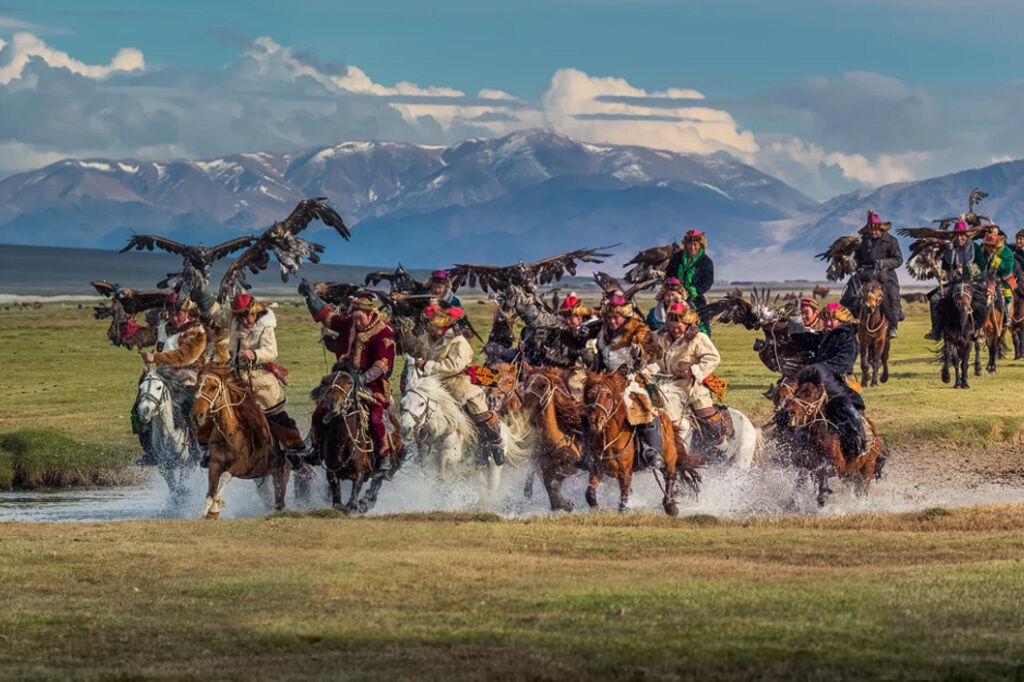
[
  {"xmin": 861, "ymin": 280, "xmax": 884, "ymax": 313},
  {"xmin": 135, "ymin": 368, "xmax": 167, "ymax": 425},
  {"xmin": 581, "ymin": 371, "xmax": 624, "ymax": 436},
  {"xmin": 192, "ymin": 365, "xmax": 229, "ymax": 429},
  {"xmin": 781, "ymin": 380, "xmax": 825, "ymax": 428},
  {"xmin": 316, "ymin": 371, "xmax": 356, "ymax": 424},
  {"xmin": 517, "ymin": 367, "xmax": 556, "ymax": 412},
  {"xmin": 765, "ymin": 376, "xmax": 799, "ymax": 409},
  {"xmin": 487, "ymin": 363, "xmax": 521, "ymax": 413}
]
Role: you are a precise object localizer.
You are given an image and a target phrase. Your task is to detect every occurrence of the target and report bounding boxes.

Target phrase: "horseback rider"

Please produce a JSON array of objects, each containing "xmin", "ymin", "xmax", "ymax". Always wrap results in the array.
[
  {"xmin": 800, "ymin": 298, "xmax": 824, "ymax": 332},
  {"xmin": 645, "ymin": 277, "xmax": 687, "ymax": 331},
  {"xmin": 839, "ymin": 210, "xmax": 903, "ymax": 339},
  {"xmin": 121, "ymin": 295, "xmax": 207, "ymax": 464},
  {"xmin": 980, "ymin": 230, "xmax": 1016, "ymax": 328},
  {"xmin": 665, "ymin": 229, "xmax": 714, "ymax": 335},
  {"xmin": 789, "ymin": 303, "xmax": 867, "ymax": 462},
  {"xmin": 645, "ymin": 302, "xmax": 730, "ymax": 448},
  {"xmin": 299, "ymin": 282, "xmax": 396, "ymax": 473},
  {"xmin": 398, "ymin": 304, "xmax": 505, "ymax": 464},
  {"xmin": 191, "ymin": 287, "xmax": 306, "ymax": 468},
  {"xmin": 591, "ymin": 292, "xmax": 663, "ymax": 468},
  {"xmin": 925, "ymin": 220, "xmax": 988, "ymax": 340}
]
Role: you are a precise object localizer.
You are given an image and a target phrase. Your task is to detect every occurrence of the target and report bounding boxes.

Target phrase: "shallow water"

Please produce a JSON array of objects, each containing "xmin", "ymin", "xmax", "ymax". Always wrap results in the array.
[{"xmin": 2, "ymin": 458, "xmax": 1023, "ymax": 523}]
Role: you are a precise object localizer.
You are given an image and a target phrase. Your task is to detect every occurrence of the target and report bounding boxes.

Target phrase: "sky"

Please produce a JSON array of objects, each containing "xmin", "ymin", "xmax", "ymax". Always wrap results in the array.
[{"xmin": 3, "ymin": 0, "xmax": 1024, "ymax": 199}]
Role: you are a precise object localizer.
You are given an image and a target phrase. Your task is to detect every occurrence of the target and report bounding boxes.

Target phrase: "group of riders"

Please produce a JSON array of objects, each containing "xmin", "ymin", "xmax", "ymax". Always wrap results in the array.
[{"xmin": 114, "ymin": 208, "xmax": 1024, "ymax": 501}]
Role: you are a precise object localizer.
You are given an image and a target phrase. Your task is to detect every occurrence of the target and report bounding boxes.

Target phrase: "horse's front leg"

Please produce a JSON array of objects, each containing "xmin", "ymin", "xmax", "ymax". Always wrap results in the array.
[
  {"xmin": 860, "ymin": 346, "xmax": 870, "ymax": 388},
  {"xmin": 346, "ymin": 473, "xmax": 365, "ymax": 513},
  {"xmin": 585, "ymin": 470, "xmax": 601, "ymax": 509},
  {"xmin": 974, "ymin": 338, "xmax": 982, "ymax": 376},
  {"xmin": 358, "ymin": 472, "xmax": 387, "ymax": 514},
  {"xmin": 960, "ymin": 345, "xmax": 971, "ymax": 389},
  {"xmin": 880, "ymin": 339, "xmax": 890, "ymax": 384},
  {"xmin": 326, "ymin": 469, "xmax": 342, "ymax": 509},
  {"xmin": 617, "ymin": 471, "xmax": 633, "ymax": 513},
  {"xmin": 988, "ymin": 336, "xmax": 998, "ymax": 373},
  {"xmin": 272, "ymin": 464, "xmax": 289, "ymax": 511},
  {"xmin": 203, "ymin": 462, "xmax": 231, "ymax": 520}
]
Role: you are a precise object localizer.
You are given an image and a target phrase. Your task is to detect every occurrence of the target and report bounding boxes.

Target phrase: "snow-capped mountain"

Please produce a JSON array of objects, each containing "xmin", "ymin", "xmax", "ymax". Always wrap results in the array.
[{"xmin": 0, "ymin": 129, "xmax": 817, "ymax": 274}]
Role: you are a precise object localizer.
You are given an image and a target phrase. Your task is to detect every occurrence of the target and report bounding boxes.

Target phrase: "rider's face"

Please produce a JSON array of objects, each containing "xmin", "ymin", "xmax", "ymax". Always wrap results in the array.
[
  {"xmin": 867, "ymin": 227, "xmax": 882, "ymax": 240},
  {"xmin": 169, "ymin": 310, "xmax": 189, "ymax": 327},
  {"xmin": 666, "ymin": 320, "xmax": 687, "ymax": 339},
  {"xmin": 565, "ymin": 314, "xmax": 582, "ymax": 328},
  {"xmin": 428, "ymin": 324, "xmax": 446, "ymax": 340},
  {"xmin": 352, "ymin": 309, "xmax": 371, "ymax": 329},
  {"xmin": 238, "ymin": 312, "xmax": 257, "ymax": 329},
  {"xmin": 663, "ymin": 291, "xmax": 681, "ymax": 305},
  {"xmin": 954, "ymin": 233, "xmax": 968, "ymax": 247},
  {"xmin": 684, "ymin": 240, "xmax": 700, "ymax": 257},
  {"xmin": 801, "ymin": 307, "xmax": 817, "ymax": 326},
  {"xmin": 605, "ymin": 313, "xmax": 626, "ymax": 332},
  {"xmin": 823, "ymin": 317, "xmax": 840, "ymax": 331},
  {"xmin": 430, "ymin": 282, "xmax": 448, "ymax": 298}
]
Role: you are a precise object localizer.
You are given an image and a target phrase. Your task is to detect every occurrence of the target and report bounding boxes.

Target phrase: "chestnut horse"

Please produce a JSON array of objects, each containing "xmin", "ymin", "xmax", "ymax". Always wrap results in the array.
[
  {"xmin": 780, "ymin": 379, "xmax": 885, "ymax": 506},
  {"xmin": 979, "ymin": 279, "xmax": 1004, "ymax": 374},
  {"xmin": 191, "ymin": 365, "xmax": 289, "ymax": 519},
  {"xmin": 517, "ymin": 366, "xmax": 583, "ymax": 511},
  {"xmin": 857, "ymin": 279, "xmax": 890, "ymax": 386},
  {"xmin": 582, "ymin": 371, "xmax": 691, "ymax": 515},
  {"xmin": 314, "ymin": 371, "xmax": 404, "ymax": 513}
]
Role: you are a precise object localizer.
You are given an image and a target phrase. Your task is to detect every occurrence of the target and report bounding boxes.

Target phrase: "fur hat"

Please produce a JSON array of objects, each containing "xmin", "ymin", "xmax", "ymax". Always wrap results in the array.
[
  {"xmin": 820, "ymin": 302, "xmax": 856, "ymax": 324},
  {"xmin": 953, "ymin": 219, "xmax": 969, "ymax": 232},
  {"xmin": 231, "ymin": 293, "xmax": 255, "ymax": 314},
  {"xmin": 1016, "ymin": 229, "xmax": 1024, "ymax": 241},
  {"xmin": 800, "ymin": 297, "xmax": 819, "ymax": 310},
  {"xmin": 602, "ymin": 292, "xmax": 633, "ymax": 319},
  {"xmin": 656, "ymin": 277, "xmax": 687, "ymax": 301},
  {"xmin": 349, "ymin": 296, "xmax": 376, "ymax": 313},
  {"xmin": 858, "ymin": 209, "xmax": 892, "ymax": 234},
  {"xmin": 423, "ymin": 303, "xmax": 464, "ymax": 329},
  {"xmin": 558, "ymin": 293, "xmax": 593, "ymax": 317},
  {"xmin": 425, "ymin": 269, "xmax": 451, "ymax": 289},
  {"xmin": 176, "ymin": 297, "xmax": 199, "ymax": 314},
  {"xmin": 665, "ymin": 301, "xmax": 698, "ymax": 325},
  {"xmin": 682, "ymin": 229, "xmax": 707, "ymax": 249}
]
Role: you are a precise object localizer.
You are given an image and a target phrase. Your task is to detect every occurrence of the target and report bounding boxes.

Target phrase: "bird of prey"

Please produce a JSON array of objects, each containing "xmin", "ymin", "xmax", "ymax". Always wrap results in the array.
[
  {"xmin": 119, "ymin": 234, "xmax": 256, "ymax": 293},
  {"xmin": 591, "ymin": 271, "xmax": 658, "ymax": 302},
  {"xmin": 815, "ymin": 236, "xmax": 861, "ymax": 282},
  {"xmin": 932, "ymin": 188, "xmax": 992, "ymax": 229},
  {"xmin": 623, "ymin": 243, "xmax": 682, "ymax": 284},
  {"xmin": 363, "ymin": 263, "xmax": 424, "ymax": 294},
  {"xmin": 218, "ymin": 198, "xmax": 349, "ymax": 298},
  {"xmin": 447, "ymin": 246, "xmax": 616, "ymax": 295},
  {"xmin": 91, "ymin": 281, "xmax": 175, "ymax": 348},
  {"xmin": 895, "ymin": 225, "xmax": 991, "ymax": 281}
]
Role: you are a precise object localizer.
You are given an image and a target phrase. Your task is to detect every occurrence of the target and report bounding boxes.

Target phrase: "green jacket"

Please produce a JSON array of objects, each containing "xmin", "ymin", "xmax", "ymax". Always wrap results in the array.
[{"xmin": 986, "ymin": 244, "xmax": 1016, "ymax": 280}]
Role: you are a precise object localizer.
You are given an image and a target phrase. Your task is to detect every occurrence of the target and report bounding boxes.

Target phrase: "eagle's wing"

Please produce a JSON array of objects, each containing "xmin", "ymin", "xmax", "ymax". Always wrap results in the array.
[
  {"xmin": 526, "ymin": 245, "xmax": 616, "ymax": 285},
  {"xmin": 91, "ymin": 281, "xmax": 172, "ymax": 314},
  {"xmin": 905, "ymin": 239, "xmax": 947, "ymax": 281},
  {"xmin": 624, "ymin": 243, "xmax": 679, "ymax": 283},
  {"xmin": 277, "ymin": 197, "xmax": 350, "ymax": 240},
  {"xmin": 447, "ymin": 263, "xmax": 505, "ymax": 292},
  {"xmin": 592, "ymin": 271, "xmax": 624, "ymax": 295},
  {"xmin": 118, "ymin": 234, "xmax": 189, "ymax": 256},
  {"xmin": 698, "ymin": 292, "xmax": 758, "ymax": 330},
  {"xmin": 207, "ymin": 235, "xmax": 258, "ymax": 261},
  {"xmin": 814, "ymin": 235, "xmax": 860, "ymax": 281}
]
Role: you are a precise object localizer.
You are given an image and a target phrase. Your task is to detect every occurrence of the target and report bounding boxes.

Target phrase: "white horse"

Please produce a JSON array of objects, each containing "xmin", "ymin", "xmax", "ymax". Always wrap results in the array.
[
  {"xmin": 134, "ymin": 368, "xmax": 197, "ymax": 500},
  {"xmin": 400, "ymin": 363, "xmax": 525, "ymax": 493},
  {"xmin": 658, "ymin": 383, "xmax": 763, "ymax": 469}
]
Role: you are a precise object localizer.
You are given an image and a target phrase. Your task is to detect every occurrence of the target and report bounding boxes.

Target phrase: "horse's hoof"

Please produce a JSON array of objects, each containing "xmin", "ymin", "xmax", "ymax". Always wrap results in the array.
[
  {"xmin": 357, "ymin": 499, "xmax": 373, "ymax": 514},
  {"xmin": 941, "ymin": 371, "xmax": 950, "ymax": 384},
  {"xmin": 203, "ymin": 511, "xmax": 220, "ymax": 520},
  {"xmin": 664, "ymin": 500, "xmax": 679, "ymax": 517}
]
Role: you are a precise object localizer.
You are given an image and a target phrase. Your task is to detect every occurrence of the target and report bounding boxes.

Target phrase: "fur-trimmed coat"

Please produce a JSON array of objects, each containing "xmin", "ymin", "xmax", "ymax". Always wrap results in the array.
[
  {"xmin": 399, "ymin": 325, "xmax": 486, "ymax": 411},
  {"xmin": 594, "ymin": 316, "xmax": 650, "ymax": 374},
  {"xmin": 317, "ymin": 308, "xmax": 395, "ymax": 405},
  {"xmin": 208, "ymin": 303, "xmax": 285, "ymax": 412},
  {"xmin": 645, "ymin": 327, "xmax": 720, "ymax": 409},
  {"xmin": 126, "ymin": 319, "xmax": 207, "ymax": 385}
]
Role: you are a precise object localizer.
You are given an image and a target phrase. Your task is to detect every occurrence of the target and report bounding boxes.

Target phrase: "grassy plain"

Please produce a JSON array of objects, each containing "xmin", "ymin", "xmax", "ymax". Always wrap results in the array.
[
  {"xmin": 3, "ymin": 298, "xmax": 1024, "ymax": 488},
  {"xmin": 1, "ymin": 508, "xmax": 1024, "ymax": 680}
]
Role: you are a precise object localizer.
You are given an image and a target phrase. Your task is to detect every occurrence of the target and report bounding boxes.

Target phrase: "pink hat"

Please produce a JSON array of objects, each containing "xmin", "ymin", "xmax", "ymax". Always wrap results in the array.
[
  {"xmin": 663, "ymin": 277, "xmax": 681, "ymax": 285},
  {"xmin": 953, "ymin": 221, "xmax": 969, "ymax": 232},
  {"xmin": 867, "ymin": 210, "xmax": 882, "ymax": 225},
  {"xmin": 431, "ymin": 270, "xmax": 448, "ymax": 280},
  {"xmin": 609, "ymin": 293, "xmax": 627, "ymax": 307}
]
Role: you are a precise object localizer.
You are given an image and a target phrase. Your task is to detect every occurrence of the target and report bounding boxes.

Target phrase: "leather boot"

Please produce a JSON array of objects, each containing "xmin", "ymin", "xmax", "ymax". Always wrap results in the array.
[
  {"xmin": 635, "ymin": 418, "xmax": 664, "ymax": 469},
  {"xmin": 471, "ymin": 410, "xmax": 505, "ymax": 465},
  {"xmin": 925, "ymin": 297, "xmax": 941, "ymax": 340}
]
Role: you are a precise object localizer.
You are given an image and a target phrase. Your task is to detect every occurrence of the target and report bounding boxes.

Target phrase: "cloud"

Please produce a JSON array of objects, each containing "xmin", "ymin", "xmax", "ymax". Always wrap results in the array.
[{"xmin": 0, "ymin": 32, "xmax": 142, "ymax": 84}]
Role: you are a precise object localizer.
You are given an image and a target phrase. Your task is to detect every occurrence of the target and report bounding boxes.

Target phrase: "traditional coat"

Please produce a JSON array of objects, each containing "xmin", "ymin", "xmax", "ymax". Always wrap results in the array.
[
  {"xmin": 401, "ymin": 326, "xmax": 488, "ymax": 414},
  {"xmin": 316, "ymin": 308, "xmax": 395, "ymax": 405},
  {"xmin": 126, "ymin": 319, "xmax": 207, "ymax": 385},
  {"xmin": 940, "ymin": 241, "xmax": 987, "ymax": 282},
  {"xmin": 594, "ymin": 316, "xmax": 649, "ymax": 374},
  {"xmin": 665, "ymin": 251, "xmax": 713, "ymax": 308},
  {"xmin": 208, "ymin": 303, "xmax": 285, "ymax": 412},
  {"xmin": 841, "ymin": 232, "xmax": 904, "ymax": 326},
  {"xmin": 645, "ymin": 327, "xmax": 721, "ymax": 410}
]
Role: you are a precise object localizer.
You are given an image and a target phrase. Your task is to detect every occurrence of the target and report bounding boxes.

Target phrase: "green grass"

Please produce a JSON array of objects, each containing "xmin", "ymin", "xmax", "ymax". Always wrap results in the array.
[
  {"xmin": 2, "ymin": 297, "xmax": 1023, "ymax": 489},
  {"xmin": 0, "ymin": 428, "xmax": 138, "ymax": 490},
  {"xmin": 1, "ymin": 508, "xmax": 1023, "ymax": 680}
]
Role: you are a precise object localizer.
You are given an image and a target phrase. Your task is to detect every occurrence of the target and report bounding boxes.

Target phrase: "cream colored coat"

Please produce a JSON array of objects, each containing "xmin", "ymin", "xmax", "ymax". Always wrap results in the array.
[
  {"xmin": 208, "ymin": 304, "xmax": 285, "ymax": 412},
  {"xmin": 646, "ymin": 328, "xmax": 720, "ymax": 410},
  {"xmin": 401, "ymin": 327, "xmax": 488, "ymax": 414}
]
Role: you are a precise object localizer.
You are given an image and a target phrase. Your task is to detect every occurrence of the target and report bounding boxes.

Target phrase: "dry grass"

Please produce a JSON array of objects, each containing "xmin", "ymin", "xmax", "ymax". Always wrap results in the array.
[{"xmin": 1, "ymin": 508, "xmax": 1023, "ymax": 680}]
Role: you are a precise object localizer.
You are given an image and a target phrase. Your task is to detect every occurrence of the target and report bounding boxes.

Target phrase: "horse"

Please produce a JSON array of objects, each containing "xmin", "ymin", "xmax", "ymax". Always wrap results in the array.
[
  {"xmin": 779, "ymin": 378, "xmax": 886, "ymax": 506},
  {"xmin": 979, "ymin": 278, "xmax": 1004, "ymax": 373},
  {"xmin": 517, "ymin": 366, "xmax": 584, "ymax": 511},
  {"xmin": 134, "ymin": 367, "xmax": 197, "ymax": 500},
  {"xmin": 313, "ymin": 371, "xmax": 404, "ymax": 513},
  {"xmin": 191, "ymin": 364, "xmax": 289, "ymax": 519},
  {"xmin": 656, "ymin": 382, "xmax": 762, "ymax": 469},
  {"xmin": 400, "ymin": 361, "xmax": 525, "ymax": 493},
  {"xmin": 1010, "ymin": 286, "xmax": 1024, "ymax": 360},
  {"xmin": 856, "ymin": 279, "xmax": 890, "ymax": 386},
  {"xmin": 581, "ymin": 371, "xmax": 688, "ymax": 515},
  {"xmin": 937, "ymin": 281, "xmax": 985, "ymax": 388}
]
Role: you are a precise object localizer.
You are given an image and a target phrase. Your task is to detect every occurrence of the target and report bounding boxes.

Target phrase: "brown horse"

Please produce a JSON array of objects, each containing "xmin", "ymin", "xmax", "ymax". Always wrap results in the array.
[
  {"xmin": 192, "ymin": 364, "xmax": 289, "ymax": 519},
  {"xmin": 314, "ymin": 371, "xmax": 403, "ymax": 513},
  {"xmin": 517, "ymin": 366, "xmax": 583, "ymax": 511},
  {"xmin": 857, "ymin": 279, "xmax": 890, "ymax": 386},
  {"xmin": 979, "ymin": 279, "xmax": 1004, "ymax": 373},
  {"xmin": 582, "ymin": 371, "xmax": 689, "ymax": 515},
  {"xmin": 780, "ymin": 380, "xmax": 885, "ymax": 506},
  {"xmin": 1010, "ymin": 286, "xmax": 1024, "ymax": 360}
]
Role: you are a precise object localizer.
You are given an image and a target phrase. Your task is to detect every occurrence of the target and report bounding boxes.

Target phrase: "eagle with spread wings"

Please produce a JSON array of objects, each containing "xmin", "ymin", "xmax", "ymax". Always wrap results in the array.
[
  {"xmin": 218, "ymin": 198, "xmax": 349, "ymax": 299},
  {"xmin": 91, "ymin": 281, "xmax": 175, "ymax": 348},
  {"xmin": 447, "ymin": 246, "xmax": 615, "ymax": 295},
  {"xmin": 932, "ymin": 188, "xmax": 992, "ymax": 229},
  {"xmin": 363, "ymin": 263, "xmax": 424, "ymax": 294},
  {"xmin": 815, "ymin": 236, "xmax": 861, "ymax": 282},
  {"xmin": 622, "ymin": 243, "xmax": 681, "ymax": 284},
  {"xmin": 119, "ymin": 234, "xmax": 256, "ymax": 292},
  {"xmin": 895, "ymin": 224, "xmax": 991, "ymax": 281}
]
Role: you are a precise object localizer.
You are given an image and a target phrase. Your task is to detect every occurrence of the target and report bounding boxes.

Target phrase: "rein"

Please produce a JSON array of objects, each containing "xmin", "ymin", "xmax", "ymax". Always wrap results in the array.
[
  {"xmin": 787, "ymin": 387, "xmax": 830, "ymax": 429},
  {"xmin": 584, "ymin": 382, "xmax": 636, "ymax": 463},
  {"xmin": 194, "ymin": 373, "xmax": 247, "ymax": 450}
]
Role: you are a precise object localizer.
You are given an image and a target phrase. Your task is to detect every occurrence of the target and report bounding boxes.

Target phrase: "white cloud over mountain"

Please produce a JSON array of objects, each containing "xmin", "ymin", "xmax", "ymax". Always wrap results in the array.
[{"xmin": 1, "ymin": 29, "xmax": 1023, "ymax": 198}]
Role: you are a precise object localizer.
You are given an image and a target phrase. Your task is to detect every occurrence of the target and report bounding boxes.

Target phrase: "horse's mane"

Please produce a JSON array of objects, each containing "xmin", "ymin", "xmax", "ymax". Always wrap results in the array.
[
  {"xmin": 201, "ymin": 365, "xmax": 272, "ymax": 452},
  {"xmin": 796, "ymin": 364, "xmax": 826, "ymax": 387},
  {"xmin": 402, "ymin": 369, "xmax": 478, "ymax": 445},
  {"xmin": 528, "ymin": 367, "xmax": 582, "ymax": 433}
]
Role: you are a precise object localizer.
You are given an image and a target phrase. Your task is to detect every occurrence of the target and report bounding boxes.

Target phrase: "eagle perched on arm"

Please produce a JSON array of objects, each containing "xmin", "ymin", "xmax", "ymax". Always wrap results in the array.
[
  {"xmin": 623, "ymin": 243, "xmax": 681, "ymax": 284},
  {"xmin": 218, "ymin": 197, "xmax": 349, "ymax": 299},
  {"xmin": 895, "ymin": 224, "xmax": 990, "ymax": 281},
  {"xmin": 90, "ymin": 280, "xmax": 175, "ymax": 348}
]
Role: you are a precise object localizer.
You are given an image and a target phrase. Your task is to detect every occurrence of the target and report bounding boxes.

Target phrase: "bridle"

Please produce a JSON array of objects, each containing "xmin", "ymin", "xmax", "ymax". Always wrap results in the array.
[
  {"xmin": 785, "ymin": 387, "xmax": 829, "ymax": 429},
  {"xmin": 136, "ymin": 372, "xmax": 168, "ymax": 415},
  {"xmin": 583, "ymin": 381, "xmax": 635, "ymax": 462}
]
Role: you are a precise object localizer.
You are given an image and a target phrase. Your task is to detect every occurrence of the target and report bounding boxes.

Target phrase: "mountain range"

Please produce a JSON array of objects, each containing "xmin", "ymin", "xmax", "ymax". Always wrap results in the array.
[{"xmin": 1, "ymin": 128, "xmax": 1022, "ymax": 280}]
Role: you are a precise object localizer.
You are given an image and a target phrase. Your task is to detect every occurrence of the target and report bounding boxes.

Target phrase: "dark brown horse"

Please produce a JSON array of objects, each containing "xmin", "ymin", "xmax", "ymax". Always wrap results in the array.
[
  {"xmin": 517, "ymin": 366, "xmax": 583, "ymax": 511},
  {"xmin": 1010, "ymin": 286, "xmax": 1024, "ymax": 360},
  {"xmin": 192, "ymin": 364, "xmax": 289, "ymax": 519},
  {"xmin": 581, "ymin": 371, "xmax": 686, "ymax": 515},
  {"xmin": 314, "ymin": 371, "xmax": 404, "ymax": 513},
  {"xmin": 857, "ymin": 279, "xmax": 890, "ymax": 386},
  {"xmin": 939, "ymin": 281, "xmax": 984, "ymax": 389},
  {"xmin": 780, "ymin": 380, "xmax": 885, "ymax": 506}
]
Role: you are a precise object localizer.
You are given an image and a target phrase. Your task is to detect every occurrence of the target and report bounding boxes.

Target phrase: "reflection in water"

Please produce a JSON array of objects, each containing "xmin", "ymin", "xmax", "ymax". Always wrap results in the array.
[{"xmin": 2, "ymin": 462, "xmax": 1023, "ymax": 523}]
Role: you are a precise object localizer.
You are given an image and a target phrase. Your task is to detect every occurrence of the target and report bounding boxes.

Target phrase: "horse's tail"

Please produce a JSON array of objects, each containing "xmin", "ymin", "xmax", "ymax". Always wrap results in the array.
[
  {"xmin": 500, "ymin": 416, "xmax": 531, "ymax": 465},
  {"xmin": 729, "ymin": 408, "xmax": 762, "ymax": 469}
]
